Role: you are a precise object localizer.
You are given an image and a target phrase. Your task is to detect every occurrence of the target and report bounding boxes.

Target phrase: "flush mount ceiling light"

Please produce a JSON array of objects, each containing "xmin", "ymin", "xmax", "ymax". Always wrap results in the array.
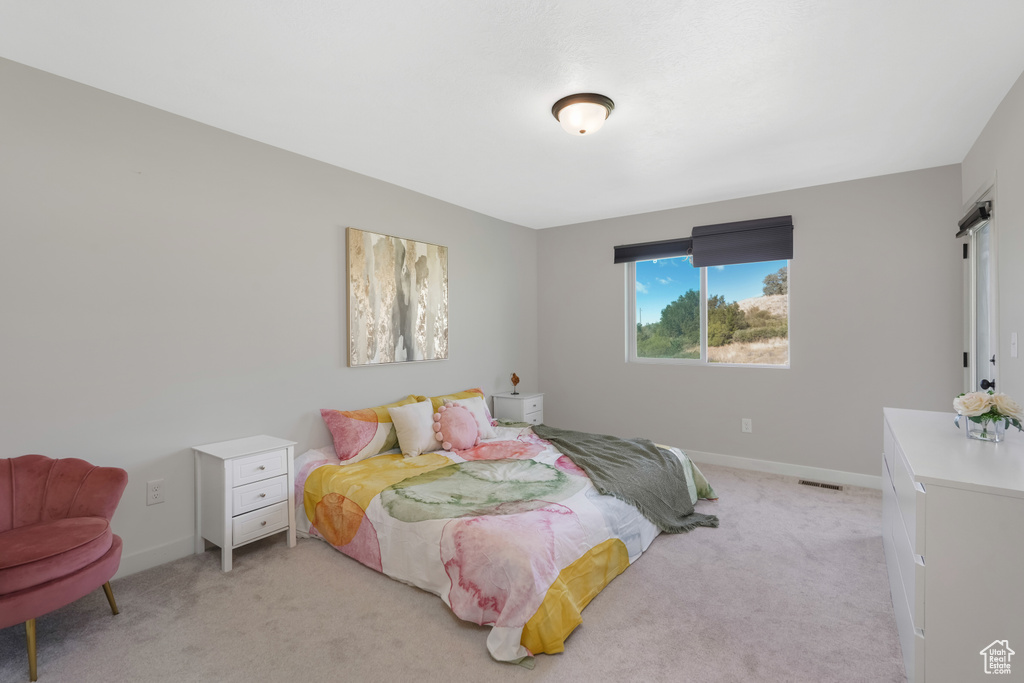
[{"xmin": 551, "ymin": 93, "xmax": 614, "ymax": 136}]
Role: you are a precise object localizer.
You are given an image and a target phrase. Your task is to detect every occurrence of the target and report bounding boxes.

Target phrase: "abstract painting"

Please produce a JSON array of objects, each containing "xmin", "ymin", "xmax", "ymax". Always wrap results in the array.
[{"xmin": 347, "ymin": 228, "xmax": 448, "ymax": 366}]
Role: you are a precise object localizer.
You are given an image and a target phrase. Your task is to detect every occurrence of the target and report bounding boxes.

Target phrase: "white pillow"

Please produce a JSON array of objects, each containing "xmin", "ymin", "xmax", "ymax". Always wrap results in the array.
[
  {"xmin": 443, "ymin": 396, "xmax": 498, "ymax": 440},
  {"xmin": 387, "ymin": 400, "xmax": 439, "ymax": 457}
]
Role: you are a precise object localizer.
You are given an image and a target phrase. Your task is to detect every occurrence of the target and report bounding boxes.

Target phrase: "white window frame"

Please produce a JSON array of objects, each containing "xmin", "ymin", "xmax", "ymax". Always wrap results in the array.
[{"xmin": 626, "ymin": 259, "xmax": 790, "ymax": 369}]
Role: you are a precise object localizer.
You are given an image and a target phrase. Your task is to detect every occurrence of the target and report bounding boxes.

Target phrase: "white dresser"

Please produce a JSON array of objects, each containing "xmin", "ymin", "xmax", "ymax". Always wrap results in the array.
[
  {"xmin": 493, "ymin": 392, "xmax": 543, "ymax": 425},
  {"xmin": 194, "ymin": 435, "xmax": 297, "ymax": 572},
  {"xmin": 882, "ymin": 408, "xmax": 1024, "ymax": 682}
]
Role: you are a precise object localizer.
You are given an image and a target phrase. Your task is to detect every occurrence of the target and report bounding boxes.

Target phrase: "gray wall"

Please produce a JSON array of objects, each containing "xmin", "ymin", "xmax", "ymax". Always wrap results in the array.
[
  {"xmin": 537, "ymin": 166, "xmax": 963, "ymax": 479},
  {"xmin": 962, "ymin": 70, "xmax": 1024, "ymax": 401},
  {"xmin": 0, "ymin": 59, "xmax": 538, "ymax": 575}
]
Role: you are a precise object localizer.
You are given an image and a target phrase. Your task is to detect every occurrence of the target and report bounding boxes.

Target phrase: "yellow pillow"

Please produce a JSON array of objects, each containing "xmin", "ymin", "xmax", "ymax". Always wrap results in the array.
[{"xmin": 415, "ymin": 388, "xmax": 486, "ymax": 413}]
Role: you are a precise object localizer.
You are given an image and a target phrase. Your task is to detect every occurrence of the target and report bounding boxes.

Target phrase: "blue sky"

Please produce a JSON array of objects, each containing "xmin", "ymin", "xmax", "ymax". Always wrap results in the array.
[{"xmin": 635, "ymin": 257, "xmax": 787, "ymax": 325}]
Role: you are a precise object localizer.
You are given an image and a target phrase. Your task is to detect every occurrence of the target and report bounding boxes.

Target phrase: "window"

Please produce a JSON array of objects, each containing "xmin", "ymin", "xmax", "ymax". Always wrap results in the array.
[
  {"xmin": 629, "ymin": 257, "xmax": 789, "ymax": 366},
  {"xmin": 616, "ymin": 215, "xmax": 793, "ymax": 367}
]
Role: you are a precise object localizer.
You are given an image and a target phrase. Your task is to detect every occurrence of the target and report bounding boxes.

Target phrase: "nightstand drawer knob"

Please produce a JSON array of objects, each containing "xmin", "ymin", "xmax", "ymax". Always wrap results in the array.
[
  {"xmin": 260, "ymin": 492, "xmax": 266, "ymax": 498},
  {"xmin": 258, "ymin": 465, "xmax": 266, "ymax": 471},
  {"xmin": 261, "ymin": 521, "xmax": 267, "ymax": 527}
]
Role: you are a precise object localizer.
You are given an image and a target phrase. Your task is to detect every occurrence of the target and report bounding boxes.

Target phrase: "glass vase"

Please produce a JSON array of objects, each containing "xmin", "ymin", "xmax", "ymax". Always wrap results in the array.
[{"xmin": 966, "ymin": 418, "xmax": 1005, "ymax": 442}]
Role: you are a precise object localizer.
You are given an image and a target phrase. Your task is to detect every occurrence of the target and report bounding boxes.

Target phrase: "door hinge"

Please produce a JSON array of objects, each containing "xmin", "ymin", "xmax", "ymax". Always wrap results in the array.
[
  {"xmin": 963, "ymin": 243, "xmax": 969, "ymax": 259},
  {"xmin": 964, "ymin": 352, "xmax": 969, "ymax": 368}
]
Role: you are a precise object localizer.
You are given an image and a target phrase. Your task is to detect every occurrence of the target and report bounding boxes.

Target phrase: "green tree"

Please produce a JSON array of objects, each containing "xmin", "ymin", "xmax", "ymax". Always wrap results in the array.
[
  {"xmin": 762, "ymin": 267, "xmax": 788, "ymax": 296},
  {"xmin": 638, "ymin": 332, "xmax": 676, "ymax": 358},
  {"xmin": 707, "ymin": 294, "xmax": 746, "ymax": 347},
  {"xmin": 659, "ymin": 289, "xmax": 700, "ymax": 346}
]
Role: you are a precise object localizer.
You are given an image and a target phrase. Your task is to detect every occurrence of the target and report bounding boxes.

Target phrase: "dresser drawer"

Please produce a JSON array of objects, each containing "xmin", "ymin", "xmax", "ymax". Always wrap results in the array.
[
  {"xmin": 524, "ymin": 410, "xmax": 543, "ymax": 425},
  {"xmin": 891, "ymin": 440, "xmax": 926, "ymax": 554},
  {"xmin": 232, "ymin": 448, "xmax": 288, "ymax": 486},
  {"xmin": 232, "ymin": 475, "xmax": 288, "ymax": 515},
  {"xmin": 882, "ymin": 454, "xmax": 898, "ymax": 541},
  {"xmin": 883, "ymin": 516, "xmax": 917, "ymax": 683},
  {"xmin": 232, "ymin": 501, "xmax": 289, "ymax": 546},
  {"xmin": 893, "ymin": 504, "xmax": 926, "ymax": 629},
  {"xmin": 883, "ymin": 421, "xmax": 895, "ymax": 479}
]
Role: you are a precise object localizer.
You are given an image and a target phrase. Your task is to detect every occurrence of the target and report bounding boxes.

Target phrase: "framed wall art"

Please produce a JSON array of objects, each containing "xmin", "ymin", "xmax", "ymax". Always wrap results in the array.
[{"xmin": 347, "ymin": 227, "xmax": 448, "ymax": 366}]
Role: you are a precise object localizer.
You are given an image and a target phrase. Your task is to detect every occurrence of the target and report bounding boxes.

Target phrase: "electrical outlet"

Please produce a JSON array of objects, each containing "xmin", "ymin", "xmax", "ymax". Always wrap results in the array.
[
  {"xmin": 741, "ymin": 418, "xmax": 753, "ymax": 433},
  {"xmin": 147, "ymin": 479, "xmax": 164, "ymax": 505}
]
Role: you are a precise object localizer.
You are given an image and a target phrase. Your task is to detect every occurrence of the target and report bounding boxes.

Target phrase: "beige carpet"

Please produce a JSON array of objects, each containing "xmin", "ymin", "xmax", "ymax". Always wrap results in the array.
[{"xmin": 0, "ymin": 463, "xmax": 905, "ymax": 682}]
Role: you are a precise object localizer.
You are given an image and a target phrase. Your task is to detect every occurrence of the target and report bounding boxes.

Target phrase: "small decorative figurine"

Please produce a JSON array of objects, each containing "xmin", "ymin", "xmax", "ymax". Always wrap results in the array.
[{"xmin": 510, "ymin": 372, "xmax": 520, "ymax": 395}]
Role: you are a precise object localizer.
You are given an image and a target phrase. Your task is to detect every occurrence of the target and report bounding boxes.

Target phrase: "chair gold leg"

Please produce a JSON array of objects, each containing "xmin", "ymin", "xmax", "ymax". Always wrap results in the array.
[
  {"xmin": 102, "ymin": 581, "xmax": 120, "ymax": 615},
  {"xmin": 26, "ymin": 618, "xmax": 37, "ymax": 682}
]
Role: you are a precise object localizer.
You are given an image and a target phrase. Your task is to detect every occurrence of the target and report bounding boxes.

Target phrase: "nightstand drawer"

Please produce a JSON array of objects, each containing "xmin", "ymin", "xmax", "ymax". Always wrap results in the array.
[
  {"xmin": 493, "ymin": 392, "xmax": 545, "ymax": 422},
  {"xmin": 233, "ymin": 448, "xmax": 288, "ymax": 486},
  {"xmin": 232, "ymin": 475, "xmax": 288, "ymax": 515},
  {"xmin": 232, "ymin": 501, "xmax": 289, "ymax": 545}
]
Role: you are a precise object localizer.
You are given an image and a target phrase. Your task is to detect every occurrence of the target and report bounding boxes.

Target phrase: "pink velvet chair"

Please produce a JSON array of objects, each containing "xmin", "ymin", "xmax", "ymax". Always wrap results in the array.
[{"xmin": 0, "ymin": 454, "xmax": 128, "ymax": 681}]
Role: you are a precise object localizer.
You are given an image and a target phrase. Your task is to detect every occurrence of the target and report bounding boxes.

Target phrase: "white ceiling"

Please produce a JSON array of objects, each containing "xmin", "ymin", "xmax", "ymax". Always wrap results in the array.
[{"xmin": 2, "ymin": 1, "xmax": 1024, "ymax": 229}]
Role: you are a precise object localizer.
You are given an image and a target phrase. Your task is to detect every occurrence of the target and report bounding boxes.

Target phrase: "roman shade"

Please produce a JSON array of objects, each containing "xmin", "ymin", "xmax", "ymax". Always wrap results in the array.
[{"xmin": 613, "ymin": 215, "xmax": 793, "ymax": 266}]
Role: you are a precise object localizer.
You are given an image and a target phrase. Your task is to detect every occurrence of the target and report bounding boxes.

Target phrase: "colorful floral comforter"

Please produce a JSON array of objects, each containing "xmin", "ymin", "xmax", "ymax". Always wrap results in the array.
[{"xmin": 294, "ymin": 426, "xmax": 716, "ymax": 666}]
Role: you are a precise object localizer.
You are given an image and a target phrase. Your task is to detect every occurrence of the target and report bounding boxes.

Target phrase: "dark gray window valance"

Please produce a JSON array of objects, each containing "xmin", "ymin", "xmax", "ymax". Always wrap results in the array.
[
  {"xmin": 690, "ymin": 215, "xmax": 793, "ymax": 267},
  {"xmin": 956, "ymin": 201, "xmax": 991, "ymax": 238},
  {"xmin": 613, "ymin": 215, "xmax": 793, "ymax": 267},
  {"xmin": 613, "ymin": 237, "xmax": 692, "ymax": 264}
]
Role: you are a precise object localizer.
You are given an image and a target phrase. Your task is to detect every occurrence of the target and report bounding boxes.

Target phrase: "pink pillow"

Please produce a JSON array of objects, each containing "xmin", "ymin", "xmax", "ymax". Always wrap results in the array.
[
  {"xmin": 320, "ymin": 395, "xmax": 419, "ymax": 462},
  {"xmin": 432, "ymin": 404, "xmax": 480, "ymax": 451}
]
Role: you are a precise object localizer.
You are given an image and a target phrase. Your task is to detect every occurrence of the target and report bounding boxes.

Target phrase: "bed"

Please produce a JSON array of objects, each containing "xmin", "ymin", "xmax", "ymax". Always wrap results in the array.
[{"xmin": 294, "ymin": 391, "xmax": 718, "ymax": 666}]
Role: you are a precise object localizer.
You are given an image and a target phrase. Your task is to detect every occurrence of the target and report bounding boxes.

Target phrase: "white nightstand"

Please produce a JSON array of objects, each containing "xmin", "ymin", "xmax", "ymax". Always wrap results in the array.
[
  {"xmin": 193, "ymin": 435, "xmax": 297, "ymax": 572},
  {"xmin": 492, "ymin": 392, "xmax": 544, "ymax": 425}
]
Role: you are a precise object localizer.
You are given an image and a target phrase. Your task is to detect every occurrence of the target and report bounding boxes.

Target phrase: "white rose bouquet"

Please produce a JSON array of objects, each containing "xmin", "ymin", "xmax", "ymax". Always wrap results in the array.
[{"xmin": 954, "ymin": 390, "xmax": 1024, "ymax": 435}]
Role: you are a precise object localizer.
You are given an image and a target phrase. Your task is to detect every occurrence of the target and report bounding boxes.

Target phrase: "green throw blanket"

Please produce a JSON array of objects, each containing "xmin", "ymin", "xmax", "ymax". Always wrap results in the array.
[{"xmin": 532, "ymin": 424, "xmax": 719, "ymax": 533}]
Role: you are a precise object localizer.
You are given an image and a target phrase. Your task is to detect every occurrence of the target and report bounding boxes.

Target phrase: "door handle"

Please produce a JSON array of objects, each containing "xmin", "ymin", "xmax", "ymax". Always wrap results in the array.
[{"xmin": 981, "ymin": 379, "xmax": 996, "ymax": 390}]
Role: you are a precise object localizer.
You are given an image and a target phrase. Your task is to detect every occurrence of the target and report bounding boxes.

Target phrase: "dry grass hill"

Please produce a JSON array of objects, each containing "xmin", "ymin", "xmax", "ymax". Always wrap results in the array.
[
  {"xmin": 736, "ymin": 293, "xmax": 788, "ymax": 317},
  {"xmin": 708, "ymin": 293, "xmax": 789, "ymax": 365}
]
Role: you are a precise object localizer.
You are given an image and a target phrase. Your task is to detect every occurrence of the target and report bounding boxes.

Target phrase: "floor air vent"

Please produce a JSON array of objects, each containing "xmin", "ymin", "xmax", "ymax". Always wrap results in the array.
[{"xmin": 798, "ymin": 479, "xmax": 844, "ymax": 491}]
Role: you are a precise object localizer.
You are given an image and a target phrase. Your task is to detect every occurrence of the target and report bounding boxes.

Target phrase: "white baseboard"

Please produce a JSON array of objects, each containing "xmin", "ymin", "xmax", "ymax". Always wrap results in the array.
[
  {"xmin": 114, "ymin": 535, "xmax": 195, "ymax": 579},
  {"xmin": 685, "ymin": 450, "xmax": 882, "ymax": 490}
]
